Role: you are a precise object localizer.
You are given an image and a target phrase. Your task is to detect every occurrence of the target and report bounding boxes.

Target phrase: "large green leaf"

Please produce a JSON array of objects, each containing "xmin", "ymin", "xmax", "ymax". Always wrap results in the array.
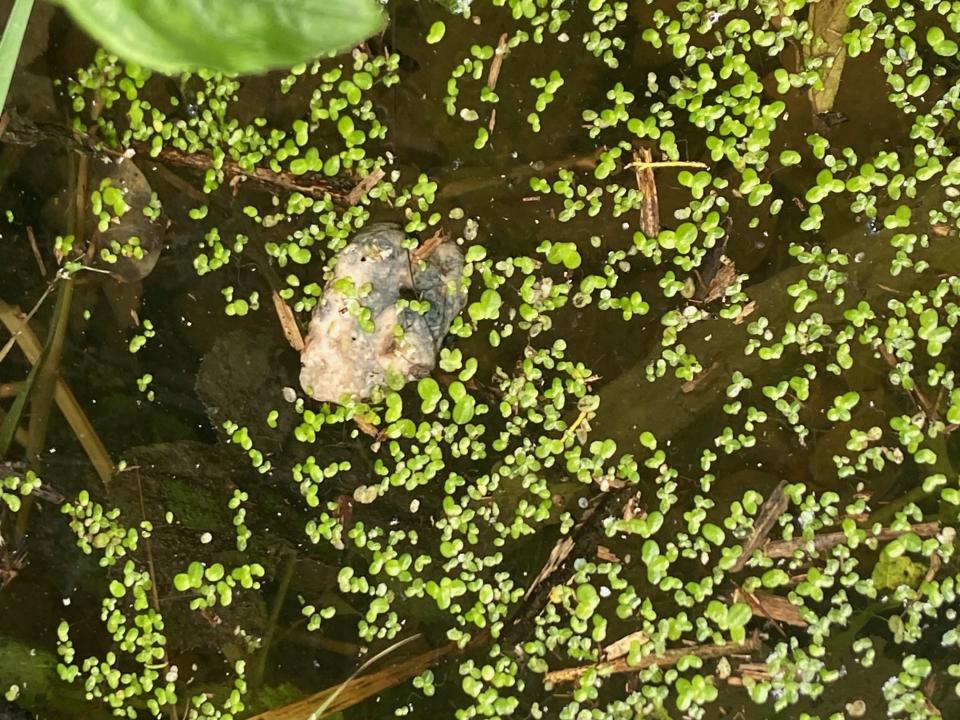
[{"xmin": 57, "ymin": 0, "xmax": 386, "ymax": 75}]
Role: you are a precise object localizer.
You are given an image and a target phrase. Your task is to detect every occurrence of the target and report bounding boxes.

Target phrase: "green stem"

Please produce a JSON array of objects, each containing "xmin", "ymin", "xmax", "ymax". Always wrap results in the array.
[
  {"xmin": 0, "ymin": 0, "xmax": 35, "ymax": 114},
  {"xmin": 250, "ymin": 549, "xmax": 297, "ymax": 691}
]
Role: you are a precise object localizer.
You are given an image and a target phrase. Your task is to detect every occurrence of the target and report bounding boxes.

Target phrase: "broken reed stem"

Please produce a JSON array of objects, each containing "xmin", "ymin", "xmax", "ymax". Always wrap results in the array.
[
  {"xmin": 0, "ymin": 299, "xmax": 114, "ymax": 485},
  {"xmin": 545, "ymin": 635, "xmax": 762, "ymax": 685},
  {"xmin": 632, "ymin": 146, "xmax": 661, "ymax": 239},
  {"xmin": 0, "ymin": 382, "xmax": 23, "ymax": 398}
]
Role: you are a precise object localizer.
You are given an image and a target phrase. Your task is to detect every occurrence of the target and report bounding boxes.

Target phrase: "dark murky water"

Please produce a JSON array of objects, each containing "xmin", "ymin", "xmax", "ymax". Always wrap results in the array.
[{"xmin": 2, "ymin": 1, "xmax": 960, "ymax": 719}]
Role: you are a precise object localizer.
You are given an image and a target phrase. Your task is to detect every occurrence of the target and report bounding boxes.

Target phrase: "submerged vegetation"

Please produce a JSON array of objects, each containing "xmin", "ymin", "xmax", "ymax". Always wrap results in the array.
[{"xmin": 2, "ymin": 0, "xmax": 960, "ymax": 719}]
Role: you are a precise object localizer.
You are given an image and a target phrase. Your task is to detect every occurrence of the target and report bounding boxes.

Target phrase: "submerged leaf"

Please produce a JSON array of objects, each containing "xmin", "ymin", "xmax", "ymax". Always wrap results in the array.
[
  {"xmin": 58, "ymin": 0, "xmax": 386, "ymax": 75},
  {"xmin": 804, "ymin": 0, "xmax": 851, "ymax": 114},
  {"xmin": 871, "ymin": 553, "xmax": 925, "ymax": 591}
]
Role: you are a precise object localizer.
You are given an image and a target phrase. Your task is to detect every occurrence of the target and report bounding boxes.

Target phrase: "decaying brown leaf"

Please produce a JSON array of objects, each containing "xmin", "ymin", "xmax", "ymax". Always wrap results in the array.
[
  {"xmin": 734, "ymin": 588, "xmax": 807, "ymax": 628},
  {"xmin": 352, "ymin": 415, "xmax": 383, "ymax": 440},
  {"xmin": 411, "ymin": 229, "xmax": 447, "ymax": 264},
  {"xmin": 733, "ymin": 299, "xmax": 757, "ymax": 324},
  {"xmin": 596, "ymin": 545, "xmax": 621, "ymax": 563}
]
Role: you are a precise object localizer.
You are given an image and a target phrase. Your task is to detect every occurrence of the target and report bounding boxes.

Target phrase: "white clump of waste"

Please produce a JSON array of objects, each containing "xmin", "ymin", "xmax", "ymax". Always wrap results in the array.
[{"xmin": 300, "ymin": 223, "xmax": 466, "ymax": 402}]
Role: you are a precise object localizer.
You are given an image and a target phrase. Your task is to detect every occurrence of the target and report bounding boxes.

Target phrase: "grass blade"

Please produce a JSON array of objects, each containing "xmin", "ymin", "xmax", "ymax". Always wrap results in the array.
[{"xmin": 0, "ymin": 0, "xmax": 35, "ymax": 113}]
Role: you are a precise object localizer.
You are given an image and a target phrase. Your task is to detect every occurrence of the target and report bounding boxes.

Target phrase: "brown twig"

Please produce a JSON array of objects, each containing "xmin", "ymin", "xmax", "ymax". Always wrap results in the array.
[
  {"xmin": 486, "ymin": 34, "xmax": 510, "ymax": 91},
  {"xmin": 601, "ymin": 629, "xmax": 649, "ymax": 662},
  {"xmin": 730, "ymin": 480, "xmax": 788, "ymax": 572},
  {"xmin": 25, "ymin": 279, "xmax": 74, "ymax": 467},
  {"xmin": 154, "ymin": 145, "xmax": 352, "ymax": 203},
  {"xmin": 0, "ymin": 112, "xmax": 354, "ymax": 204},
  {"xmin": 504, "ymin": 491, "xmax": 623, "ymax": 648},
  {"xmin": 544, "ymin": 635, "xmax": 761, "ymax": 685},
  {"xmin": 762, "ymin": 521, "xmax": 940, "ymax": 559},
  {"xmin": 625, "ymin": 160, "xmax": 709, "ymax": 171},
  {"xmin": 486, "ymin": 33, "xmax": 510, "ymax": 133},
  {"xmin": 680, "ymin": 361, "xmax": 719, "ymax": 394}
]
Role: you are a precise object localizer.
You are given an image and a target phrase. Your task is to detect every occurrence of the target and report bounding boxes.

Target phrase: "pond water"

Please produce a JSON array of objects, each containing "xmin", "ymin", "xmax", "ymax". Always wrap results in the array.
[{"xmin": 2, "ymin": 1, "xmax": 960, "ymax": 719}]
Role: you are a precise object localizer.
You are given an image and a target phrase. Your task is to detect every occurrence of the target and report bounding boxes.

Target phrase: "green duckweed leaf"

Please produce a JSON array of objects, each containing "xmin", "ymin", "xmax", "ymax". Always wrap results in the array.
[
  {"xmin": 58, "ymin": 0, "xmax": 386, "ymax": 75},
  {"xmin": 452, "ymin": 395, "xmax": 475, "ymax": 425}
]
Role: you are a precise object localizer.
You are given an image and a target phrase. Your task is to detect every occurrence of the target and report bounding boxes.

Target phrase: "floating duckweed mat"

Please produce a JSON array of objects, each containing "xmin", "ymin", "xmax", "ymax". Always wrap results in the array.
[{"xmin": 2, "ymin": 0, "xmax": 960, "ymax": 719}]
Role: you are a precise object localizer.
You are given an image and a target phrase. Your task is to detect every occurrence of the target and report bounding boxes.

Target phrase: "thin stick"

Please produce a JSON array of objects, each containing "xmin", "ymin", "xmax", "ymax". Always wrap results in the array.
[
  {"xmin": 345, "ymin": 167, "xmax": 385, "ymax": 206},
  {"xmin": 0, "ymin": 278, "xmax": 57, "ymax": 365},
  {"xmin": 486, "ymin": 33, "xmax": 509, "ymax": 133},
  {"xmin": 545, "ymin": 636, "xmax": 761, "ymax": 685},
  {"xmin": 625, "ymin": 160, "xmax": 709, "ymax": 170},
  {"xmin": 25, "ymin": 226, "xmax": 46, "ymax": 277},
  {"xmin": 15, "ymin": 277, "xmax": 74, "ymax": 542},
  {"xmin": 156, "ymin": 145, "xmax": 351, "ymax": 204},
  {"xmin": 730, "ymin": 480, "xmax": 787, "ymax": 572}
]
